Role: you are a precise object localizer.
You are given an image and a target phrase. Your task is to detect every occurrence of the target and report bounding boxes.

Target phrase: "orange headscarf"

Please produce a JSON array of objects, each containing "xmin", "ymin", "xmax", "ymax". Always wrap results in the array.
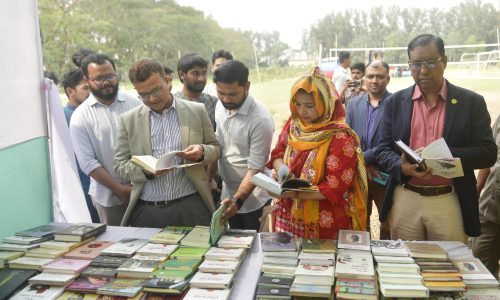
[{"xmin": 284, "ymin": 67, "xmax": 367, "ymax": 237}]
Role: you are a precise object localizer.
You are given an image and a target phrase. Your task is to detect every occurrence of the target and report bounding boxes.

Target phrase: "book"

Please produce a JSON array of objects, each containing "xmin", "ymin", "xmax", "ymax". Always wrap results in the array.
[
  {"xmin": 116, "ymin": 255, "xmax": 164, "ymax": 279},
  {"xmin": 210, "ymin": 205, "xmax": 227, "ymax": 246},
  {"xmin": 159, "ymin": 258, "xmax": 202, "ymax": 271},
  {"xmin": 424, "ymin": 280, "xmax": 466, "ymax": 292},
  {"xmin": 301, "ymin": 238, "xmax": 336, "ymax": 253},
  {"xmin": 452, "ymin": 257, "xmax": 498, "ymax": 281},
  {"xmin": 151, "ymin": 268, "xmax": 195, "ymax": 281},
  {"xmin": 16, "ymin": 223, "xmax": 72, "ymax": 238},
  {"xmin": 0, "ymin": 269, "xmax": 37, "ymax": 300},
  {"xmin": 25, "ymin": 247, "xmax": 68, "ymax": 259},
  {"xmin": 335, "ymin": 278, "xmax": 377, "ymax": 300},
  {"xmin": 260, "ymin": 232, "xmax": 297, "ymax": 252},
  {"xmin": 251, "ymin": 172, "xmax": 317, "ymax": 195},
  {"xmin": 29, "ymin": 272, "xmax": 77, "ymax": 286},
  {"xmin": 373, "ymin": 255, "xmax": 414, "ymax": 264},
  {"xmin": 395, "ymin": 138, "xmax": 464, "ymax": 178},
  {"xmin": 0, "ymin": 250, "xmax": 24, "ymax": 265},
  {"xmin": 404, "ymin": 242, "xmax": 448, "ymax": 260},
  {"xmin": 143, "ymin": 277, "xmax": 191, "ymax": 295},
  {"xmin": 198, "ymin": 259, "xmax": 240, "ymax": 274},
  {"xmin": 298, "ymin": 251, "xmax": 335, "ymax": 261},
  {"xmin": 97, "ymin": 278, "xmax": 144, "ymax": 297},
  {"xmin": 3, "ymin": 235, "xmax": 52, "ymax": 245},
  {"xmin": 10, "ymin": 284, "xmax": 65, "ymax": 299},
  {"xmin": 0, "ymin": 242, "xmax": 40, "ymax": 252},
  {"xmin": 8, "ymin": 256, "xmax": 54, "ymax": 270},
  {"xmin": 335, "ymin": 249, "xmax": 375, "ymax": 280},
  {"xmin": 258, "ymin": 273, "xmax": 294, "ymax": 288},
  {"xmin": 256, "ymin": 285, "xmax": 291, "ymax": 299},
  {"xmin": 100, "ymin": 238, "xmax": 149, "ymax": 257},
  {"xmin": 337, "ymin": 230, "xmax": 371, "ymax": 251},
  {"xmin": 289, "ymin": 282, "xmax": 332, "ymax": 298},
  {"xmin": 379, "ymin": 282, "xmax": 429, "ymax": 298},
  {"xmin": 263, "ymin": 256, "xmax": 298, "ymax": 267},
  {"xmin": 42, "ymin": 258, "xmax": 92, "ymax": 274},
  {"xmin": 421, "ymin": 271, "xmax": 463, "ymax": 282},
  {"xmin": 294, "ymin": 263, "xmax": 335, "ymax": 285},
  {"xmin": 64, "ymin": 240, "xmax": 114, "ymax": 259},
  {"xmin": 80, "ymin": 266, "xmax": 118, "ymax": 278},
  {"xmin": 136, "ymin": 243, "xmax": 178, "ymax": 257},
  {"xmin": 40, "ymin": 239, "xmax": 91, "ymax": 251},
  {"xmin": 170, "ymin": 246, "xmax": 209, "ymax": 259},
  {"xmin": 91, "ymin": 255, "xmax": 129, "ymax": 268},
  {"xmin": 131, "ymin": 151, "xmax": 201, "ymax": 174},
  {"xmin": 189, "ymin": 272, "xmax": 234, "ymax": 289},
  {"xmin": 204, "ymin": 247, "xmax": 245, "ymax": 261},
  {"xmin": 370, "ymin": 240, "xmax": 409, "ymax": 256},
  {"xmin": 216, "ymin": 229, "xmax": 256, "ymax": 249},
  {"xmin": 183, "ymin": 288, "xmax": 231, "ymax": 300},
  {"xmin": 377, "ymin": 271, "xmax": 424, "ymax": 285},
  {"xmin": 66, "ymin": 276, "xmax": 113, "ymax": 293},
  {"xmin": 261, "ymin": 264, "xmax": 297, "ymax": 275},
  {"xmin": 181, "ymin": 226, "xmax": 211, "ymax": 248},
  {"xmin": 53, "ymin": 223, "xmax": 107, "ymax": 242},
  {"xmin": 149, "ymin": 226, "xmax": 192, "ymax": 244},
  {"xmin": 376, "ymin": 262, "xmax": 420, "ymax": 274}
]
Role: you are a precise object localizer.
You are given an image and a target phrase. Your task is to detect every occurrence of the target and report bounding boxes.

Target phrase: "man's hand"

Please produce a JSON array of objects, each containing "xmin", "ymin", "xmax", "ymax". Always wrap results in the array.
[
  {"xmin": 220, "ymin": 197, "xmax": 238, "ymax": 224},
  {"xmin": 153, "ymin": 169, "xmax": 171, "ymax": 177},
  {"xmin": 401, "ymin": 153, "xmax": 432, "ymax": 180},
  {"xmin": 116, "ymin": 184, "xmax": 132, "ymax": 204},
  {"xmin": 177, "ymin": 144, "xmax": 204, "ymax": 162}
]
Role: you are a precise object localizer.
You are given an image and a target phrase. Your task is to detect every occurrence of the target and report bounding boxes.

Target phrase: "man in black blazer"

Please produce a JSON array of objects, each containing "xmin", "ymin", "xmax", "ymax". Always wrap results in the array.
[{"xmin": 376, "ymin": 34, "xmax": 496, "ymax": 242}]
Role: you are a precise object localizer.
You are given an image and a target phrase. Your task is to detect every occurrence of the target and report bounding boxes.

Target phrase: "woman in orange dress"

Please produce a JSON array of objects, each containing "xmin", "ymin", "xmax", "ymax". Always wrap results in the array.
[{"xmin": 266, "ymin": 67, "xmax": 367, "ymax": 239}]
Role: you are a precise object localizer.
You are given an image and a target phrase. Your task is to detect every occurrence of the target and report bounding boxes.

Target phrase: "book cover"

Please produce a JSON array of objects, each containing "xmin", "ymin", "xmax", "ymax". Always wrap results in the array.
[
  {"xmin": 424, "ymin": 280, "xmax": 466, "ymax": 291},
  {"xmin": 203, "ymin": 247, "xmax": 245, "ymax": 261},
  {"xmin": 260, "ymin": 232, "xmax": 297, "ymax": 252},
  {"xmin": 183, "ymin": 288, "xmax": 231, "ymax": 300},
  {"xmin": 258, "ymin": 273, "xmax": 294, "ymax": 288},
  {"xmin": 379, "ymin": 282, "xmax": 429, "ymax": 298},
  {"xmin": 151, "ymin": 268, "xmax": 195, "ymax": 281},
  {"xmin": 216, "ymin": 234, "xmax": 254, "ymax": 249},
  {"xmin": 159, "ymin": 258, "xmax": 202, "ymax": 271},
  {"xmin": 25, "ymin": 247, "xmax": 68, "ymax": 259},
  {"xmin": 3, "ymin": 235, "xmax": 52, "ymax": 245},
  {"xmin": 377, "ymin": 271, "xmax": 424, "ymax": 285},
  {"xmin": 43, "ymin": 258, "xmax": 92, "ymax": 274},
  {"xmin": 116, "ymin": 255, "xmax": 164, "ymax": 277},
  {"xmin": 0, "ymin": 269, "xmax": 37, "ymax": 300},
  {"xmin": 263, "ymin": 256, "xmax": 298, "ymax": 267},
  {"xmin": 66, "ymin": 276, "xmax": 113, "ymax": 293},
  {"xmin": 189, "ymin": 272, "xmax": 234, "ymax": 289},
  {"xmin": 261, "ymin": 264, "xmax": 297, "ymax": 275},
  {"xmin": 149, "ymin": 226, "xmax": 192, "ymax": 244},
  {"xmin": 404, "ymin": 242, "xmax": 448, "ymax": 260},
  {"xmin": 298, "ymin": 251, "xmax": 335, "ymax": 261},
  {"xmin": 289, "ymin": 282, "xmax": 332, "ymax": 298},
  {"xmin": 170, "ymin": 246, "xmax": 209, "ymax": 259},
  {"xmin": 8, "ymin": 256, "xmax": 54, "ymax": 270},
  {"xmin": 0, "ymin": 250, "xmax": 24, "ymax": 263},
  {"xmin": 336, "ymin": 278, "xmax": 376, "ymax": 289},
  {"xmin": 337, "ymin": 230, "xmax": 371, "ymax": 251},
  {"xmin": 131, "ymin": 152, "xmax": 202, "ymax": 174},
  {"xmin": 10, "ymin": 284, "xmax": 65, "ymax": 299},
  {"xmin": 143, "ymin": 277, "xmax": 190, "ymax": 295},
  {"xmin": 16, "ymin": 223, "xmax": 71, "ymax": 238},
  {"xmin": 209, "ymin": 205, "xmax": 227, "ymax": 246},
  {"xmin": 198, "ymin": 259, "xmax": 240, "ymax": 274},
  {"xmin": 29, "ymin": 273, "xmax": 77, "ymax": 286},
  {"xmin": 180, "ymin": 226, "xmax": 211, "ymax": 248},
  {"xmin": 301, "ymin": 238, "xmax": 337, "ymax": 253},
  {"xmin": 256, "ymin": 285, "xmax": 290, "ymax": 297},
  {"xmin": 91, "ymin": 255, "xmax": 129, "ymax": 268},
  {"xmin": 40, "ymin": 240, "xmax": 87, "ymax": 251},
  {"xmin": 100, "ymin": 238, "xmax": 149, "ymax": 257},
  {"xmin": 335, "ymin": 249, "xmax": 375, "ymax": 280},
  {"xmin": 370, "ymin": 240, "xmax": 409, "ymax": 256},
  {"xmin": 294, "ymin": 263, "xmax": 335, "ymax": 285},
  {"xmin": 376, "ymin": 262, "xmax": 420, "ymax": 274},
  {"xmin": 373, "ymin": 255, "xmax": 414, "ymax": 264},
  {"xmin": 0, "ymin": 242, "xmax": 40, "ymax": 252},
  {"xmin": 251, "ymin": 172, "xmax": 316, "ymax": 195},
  {"xmin": 97, "ymin": 278, "xmax": 144, "ymax": 297},
  {"xmin": 65, "ymin": 241, "xmax": 114, "ymax": 260},
  {"xmin": 137, "ymin": 243, "xmax": 178, "ymax": 257},
  {"xmin": 81, "ymin": 266, "xmax": 118, "ymax": 278},
  {"xmin": 54, "ymin": 223, "xmax": 107, "ymax": 242}
]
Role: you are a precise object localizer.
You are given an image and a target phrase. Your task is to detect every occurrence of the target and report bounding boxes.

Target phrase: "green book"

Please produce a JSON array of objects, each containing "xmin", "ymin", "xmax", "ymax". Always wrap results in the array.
[
  {"xmin": 151, "ymin": 269, "xmax": 194, "ymax": 281},
  {"xmin": 150, "ymin": 226, "xmax": 192, "ymax": 244},
  {"xmin": 209, "ymin": 205, "xmax": 227, "ymax": 245},
  {"xmin": 159, "ymin": 258, "xmax": 201, "ymax": 271},
  {"xmin": 301, "ymin": 238, "xmax": 337, "ymax": 253},
  {"xmin": 170, "ymin": 246, "xmax": 209, "ymax": 259}
]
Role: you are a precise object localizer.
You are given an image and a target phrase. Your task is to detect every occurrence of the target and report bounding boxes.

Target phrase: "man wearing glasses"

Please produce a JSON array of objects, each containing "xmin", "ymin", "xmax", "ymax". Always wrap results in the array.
[
  {"xmin": 376, "ymin": 34, "xmax": 496, "ymax": 242},
  {"xmin": 114, "ymin": 59, "xmax": 220, "ymax": 228},
  {"xmin": 70, "ymin": 53, "xmax": 141, "ymax": 225}
]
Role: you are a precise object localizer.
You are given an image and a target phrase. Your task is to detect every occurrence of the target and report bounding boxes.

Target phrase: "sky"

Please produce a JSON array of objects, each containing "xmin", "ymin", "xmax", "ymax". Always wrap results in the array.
[{"xmin": 176, "ymin": 0, "xmax": 499, "ymax": 49}]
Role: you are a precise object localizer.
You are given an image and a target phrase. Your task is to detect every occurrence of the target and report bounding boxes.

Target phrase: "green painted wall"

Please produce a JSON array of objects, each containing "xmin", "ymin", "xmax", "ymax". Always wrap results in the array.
[{"xmin": 0, "ymin": 137, "xmax": 52, "ymax": 239}]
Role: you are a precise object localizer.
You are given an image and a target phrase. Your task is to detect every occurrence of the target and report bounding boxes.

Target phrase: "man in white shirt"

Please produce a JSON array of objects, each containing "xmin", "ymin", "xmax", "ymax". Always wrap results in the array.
[
  {"xmin": 333, "ymin": 51, "xmax": 352, "ymax": 93},
  {"xmin": 70, "ymin": 53, "xmax": 141, "ymax": 225},
  {"xmin": 212, "ymin": 60, "xmax": 275, "ymax": 230}
]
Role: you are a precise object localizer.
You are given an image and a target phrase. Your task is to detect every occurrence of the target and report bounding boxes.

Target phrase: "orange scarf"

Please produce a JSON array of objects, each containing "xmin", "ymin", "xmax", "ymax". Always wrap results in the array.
[{"xmin": 284, "ymin": 67, "xmax": 368, "ymax": 238}]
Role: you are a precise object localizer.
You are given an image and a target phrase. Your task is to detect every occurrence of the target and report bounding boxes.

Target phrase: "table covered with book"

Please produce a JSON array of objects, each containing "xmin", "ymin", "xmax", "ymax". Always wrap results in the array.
[{"xmin": 1, "ymin": 223, "xmax": 500, "ymax": 300}]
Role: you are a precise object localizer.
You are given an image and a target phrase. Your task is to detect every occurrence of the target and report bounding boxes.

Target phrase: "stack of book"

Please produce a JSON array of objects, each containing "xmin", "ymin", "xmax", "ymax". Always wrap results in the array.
[
  {"xmin": 0, "ymin": 250, "xmax": 24, "ymax": 268},
  {"xmin": 405, "ymin": 242, "xmax": 465, "ymax": 295},
  {"xmin": 96, "ymin": 278, "xmax": 145, "ymax": 298},
  {"xmin": 52, "ymin": 223, "xmax": 106, "ymax": 242},
  {"xmin": 452, "ymin": 257, "xmax": 500, "ymax": 289},
  {"xmin": 334, "ymin": 230, "xmax": 377, "ymax": 300},
  {"xmin": 25, "ymin": 238, "xmax": 97, "ymax": 259},
  {"xmin": 181, "ymin": 226, "xmax": 211, "ymax": 248},
  {"xmin": 116, "ymin": 254, "xmax": 166, "ymax": 279},
  {"xmin": 260, "ymin": 232, "xmax": 299, "ymax": 276},
  {"xmin": 100, "ymin": 238, "xmax": 149, "ymax": 257},
  {"xmin": 149, "ymin": 226, "xmax": 193, "ymax": 244},
  {"xmin": 136, "ymin": 242, "xmax": 178, "ymax": 257},
  {"xmin": 8, "ymin": 256, "xmax": 55, "ymax": 270},
  {"xmin": 217, "ymin": 229, "xmax": 256, "ymax": 249},
  {"xmin": 372, "ymin": 240, "xmax": 427, "ymax": 299},
  {"xmin": 64, "ymin": 240, "xmax": 114, "ymax": 260},
  {"xmin": 143, "ymin": 256, "xmax": 200, "ymax": 296}
]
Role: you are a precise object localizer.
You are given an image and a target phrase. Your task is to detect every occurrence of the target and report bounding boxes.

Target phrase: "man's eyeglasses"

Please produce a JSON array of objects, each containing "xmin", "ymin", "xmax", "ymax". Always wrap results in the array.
[
  {"xmin": 408, "ymin": 57, "xmax": 442, "ymax": 71},
  {"xmin": 88, "ymin": 73, "xmax": 118, "ymax": 83},
  {"xmin": 138, "ymin": 82, "xmax": 164, "ymax": 101}
]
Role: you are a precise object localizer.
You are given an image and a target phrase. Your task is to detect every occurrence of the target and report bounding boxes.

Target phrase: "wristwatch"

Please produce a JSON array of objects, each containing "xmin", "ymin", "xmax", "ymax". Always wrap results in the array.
[
  {"xmin": 197, "ymin": 144, "xmax": 205, "ymax": 162},
  {"xmin": 231, "ymin": 196, "xmax": 243, "ymax": 210}
]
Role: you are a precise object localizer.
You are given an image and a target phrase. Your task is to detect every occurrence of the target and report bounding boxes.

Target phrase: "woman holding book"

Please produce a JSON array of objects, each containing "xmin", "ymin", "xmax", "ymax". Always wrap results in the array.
[{"xmin": 266, "ymin": 67, "xmax": 367, "ymax": 239}]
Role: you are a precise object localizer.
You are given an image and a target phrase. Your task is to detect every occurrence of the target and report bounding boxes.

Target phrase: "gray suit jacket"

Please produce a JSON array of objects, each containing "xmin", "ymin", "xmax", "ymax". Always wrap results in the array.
[
  {"xmin": 346, "ymin": 91, "xmax": 391, "ymax": 166},
  {"xmin": 114, "ymin": 97, "xmax": 221, "ymax": 226}
]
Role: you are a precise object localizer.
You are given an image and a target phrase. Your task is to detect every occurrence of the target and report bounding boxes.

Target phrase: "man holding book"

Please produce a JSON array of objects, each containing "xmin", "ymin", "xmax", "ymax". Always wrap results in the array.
[
  {"xmin": 113, "ymin": 59, "xmax": 221, "ymax": 228},
  {"xmin": 376, "ymin": 34, "xmax": 496, "ymax": 242}
]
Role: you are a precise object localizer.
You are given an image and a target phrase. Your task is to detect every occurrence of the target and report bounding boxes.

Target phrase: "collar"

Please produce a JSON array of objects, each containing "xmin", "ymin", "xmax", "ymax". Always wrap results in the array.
[
  {"xmin": 412, "ymin": 80, "xmax": 447, "ymax": 102},
  {"xmin": 365, "ymin": 90, "xmax": 390, "ymax": 106},
  {"xmin": 148, "ymin": 95, "xmax": 177, "ymax": 115}
]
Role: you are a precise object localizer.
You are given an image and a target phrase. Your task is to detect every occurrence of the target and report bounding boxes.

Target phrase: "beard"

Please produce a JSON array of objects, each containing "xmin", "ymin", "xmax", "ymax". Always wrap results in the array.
[
  {"xmin": 90, "ymin": 82, "xmax": 119, "ymax": 101},
  {"xmin": 186, "ymin": 81, "xmax": 205, "ymax": 93}
]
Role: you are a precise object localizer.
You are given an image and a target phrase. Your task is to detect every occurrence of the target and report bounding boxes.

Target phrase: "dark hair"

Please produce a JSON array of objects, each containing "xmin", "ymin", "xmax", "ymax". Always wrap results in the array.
[
  {"xmin": 212, "ymin": 49, "xmax": 233, "ymax": 64},
  {"xmin": 72, "ymin": 48, "xmax": 96, "ymax": 67},
  {"xmin": 350, "ymin": 62, "xmax": 365, "ymax": 73},
  {"xmin": 129, "ymin": 58, "xmax": 165, "ymax": 83},
  {"xmin": 62, "ymin": 68, "xmax": 85, "ymax": 97},
  {"xmin": 44, "ymin": 71, "xmax": 59, "ymax": 85},
  {"xmin": 177, "ymin": 53, "xmax": 208, "ymax": 83},
  {"xmin": 339, "ymin": 51, "xmax": 351, "ymax": 63},
  {"xmin": 407, "ymin": 34, "xmax": 445, "ymax": 57},
  {"xmin": 213, "ymin": 60, "xmax": 249, "ymax": 86},
  {"xmin": 80, "ymin": 53, "xmax": 116, "ymax": 77},
  {"xmin": 366, "ymin": 60, "xmax": 390, "ymax": 74},
  {"xmin": 163, "ymin": 65, "xmax": 174, "ymax": 75}
]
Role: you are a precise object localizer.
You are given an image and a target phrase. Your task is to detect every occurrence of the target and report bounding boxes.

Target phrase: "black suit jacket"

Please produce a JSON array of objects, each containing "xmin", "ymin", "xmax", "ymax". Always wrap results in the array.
[{"xmin": 375, "ymin": 80, "xmax": 496, "ymax": 236}]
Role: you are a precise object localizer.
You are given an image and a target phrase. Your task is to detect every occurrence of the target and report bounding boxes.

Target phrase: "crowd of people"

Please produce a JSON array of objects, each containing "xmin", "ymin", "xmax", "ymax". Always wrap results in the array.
[{"xmin": 58, "ymin": 33, "xmax": 499, "ymax": 278}]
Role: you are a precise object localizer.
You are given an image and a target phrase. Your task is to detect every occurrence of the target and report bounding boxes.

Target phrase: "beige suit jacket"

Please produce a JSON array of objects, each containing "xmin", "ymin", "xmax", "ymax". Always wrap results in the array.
[{"xmin": 114, "ymin": 97, "xmax": 220, "ymax": 226}]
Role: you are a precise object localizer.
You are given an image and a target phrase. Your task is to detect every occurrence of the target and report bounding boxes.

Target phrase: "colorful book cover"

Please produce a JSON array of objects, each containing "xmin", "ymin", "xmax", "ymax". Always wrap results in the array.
[
  {"xmin": 170, "ymin": 246, "xmax": 209, "ymax": 259},
  {"xmin": 54, "ymin": 223, "xmax": 106, "ymax": 242},
  {"xmin": 66, "ymin": 276, "xmax": 112, "ymax": 293},
  {"xmin": 335, "ymin": 248, "xmax": 375, "ymax": 280},
  {"xmin": 16, "ymin": 223, "xmax": 71, "ymax": 238},
  {"xmin": 258, "ymin": 273, "xmax": 294, "ymax": 288},
  {"xmin": 204, "ymin": 247, "xmax": 245, "ymax": 261},
  {"xmin": 43, "ymin": 258, "xmax": 92, "ymax": 274},
  {"xmin": 151, "ymin": 269, "xmax": 195, "ymax": 281},
  {"xmin": 143, "ymin": 277, "xmax": 190, "ymax": 294},
  {"xmin": 337, "ymin": 230, "xmax": 371, "ymax": 251},
  {"xmin": 29, "ymin": 272, "xmax": 77, "ymax": 286},
  {"xmin": 136, "ymin": 243, "xmax": 178, "ymax": 257},
  {"xmin": 370, "ymin": 240, "xmax": 409, "ymax": 256},
  {"xmin": 10, "ymin": 284, "xmax": 65, "ymax": 299},
  {"xmin": 209, "ymin": 205, "xmax": 227, "ymax": 246},
  {"xmin": 81, "ymin": 266, "xmax": 118, "ymax": 278},
  {"xmin": 116, "ymin": 255, "xmax": 164, "ymax": 273},
  {"xmin": 260, "ymin": 232, "xmax": 297, "ymax": 252},
  {"xmin": 100, "ymin": 238, "xmax": 149, "ymax": 257},
  {"xmin": 97, "ymin": 278, "xmax": 144, "ymax": 297},
  {"xmin": 149, "ymin": 226, "xmax": 192, "ymax": 244},
  {"xmin": 90, "ymin": 255, "xmax": 129, "ymax": 268},
  {"xmin": 301, "ymin": 238, "xmax": 337, "ymax": 253},
  {"xmin": 65, "ymin": 241, "xmax": 114, "ymax": 260},
  {"xmin": 180, "ymin": 226, "xmax": 211, "ymax": 248},
  {"xmin": 159, "ymin": 258, "xmax": 201, "ymax": 271}
]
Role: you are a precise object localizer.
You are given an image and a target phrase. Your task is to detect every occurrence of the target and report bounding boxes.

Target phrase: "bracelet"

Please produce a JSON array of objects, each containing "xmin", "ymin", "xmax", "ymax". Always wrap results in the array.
[{"xmin": 231, "ymin": 196, "xmax": 243, "ymax": 209}]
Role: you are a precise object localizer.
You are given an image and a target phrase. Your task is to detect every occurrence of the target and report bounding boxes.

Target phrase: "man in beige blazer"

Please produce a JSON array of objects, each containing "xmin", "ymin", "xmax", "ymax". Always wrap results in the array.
[{"xmin": 114, "ymin": 58, "xmax": 220, "ymax": 227}]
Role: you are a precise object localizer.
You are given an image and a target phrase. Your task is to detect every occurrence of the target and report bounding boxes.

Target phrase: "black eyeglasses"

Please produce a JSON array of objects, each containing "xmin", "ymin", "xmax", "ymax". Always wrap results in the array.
[
  {"xmin": 88, "ymin": 73, "xmax": 118, "ymax": 83},
  {"xmin": 138, "ymin": 82, "xmax": 164, "ymax": 101},
  {"xmin": 408, "ymin": 57, "xmax": 442, "ymax": 71}
]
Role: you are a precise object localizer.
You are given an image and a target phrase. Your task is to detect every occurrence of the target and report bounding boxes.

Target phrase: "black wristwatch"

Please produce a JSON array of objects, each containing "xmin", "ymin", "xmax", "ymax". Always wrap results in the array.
[{"xmin": 231, "ymin": 196, "xmax": 244, "ymax": 210}]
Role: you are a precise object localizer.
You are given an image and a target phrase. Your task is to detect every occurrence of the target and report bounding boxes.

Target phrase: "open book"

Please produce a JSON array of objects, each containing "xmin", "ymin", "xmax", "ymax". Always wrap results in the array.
[
  {"xmin": 251, "ymin": 165, "xmax": 318, "ymax": 196},
  {"xmin": 131, "ymin": 151, "xmax": 201, "ymax": 174},
  {"xmin": 395, "ymin": 138, "xmax": 464, "ymax": 178}
]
